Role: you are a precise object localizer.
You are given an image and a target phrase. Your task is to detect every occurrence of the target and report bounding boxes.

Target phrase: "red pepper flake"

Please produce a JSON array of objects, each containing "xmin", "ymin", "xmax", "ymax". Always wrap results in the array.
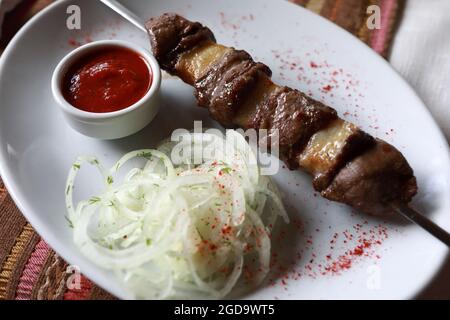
[
  {"xmin": 322, "ymin": 85, "xmax": 333, "ymax": 93},
  {"xmin": 244, "ymin": 244, "xmax": 253, "ymax": 253},
  {"xmin": 68, "ymin": 39, "xmax": 81, "ymax": 47},
  {"xmin": 220, "ymin": 267, "xmax": 231, "ymax": 274},
  {"xmin": 310, "ymin": 61, "xmax": 319, "ymax": 68},
  {"xmin": 353, "ymin": 246, "xmax": 364, "ymax": 256},
  {"xmin": 221, "ymin": 225, "xmax": 233, "ymax": 235}
]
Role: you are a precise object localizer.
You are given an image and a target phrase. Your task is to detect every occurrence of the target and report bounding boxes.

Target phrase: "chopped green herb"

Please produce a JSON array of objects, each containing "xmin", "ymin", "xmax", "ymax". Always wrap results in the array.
[
  {"xmin": 139, "ymin": 151, "xmax": 153, "ymax": 160},
  {"xmin": 220, "ymin": 167, "xmax": 233, "ymax": 175},
  {"xmin": 107, "ymin": 176, "xmax": 114, "ymax": 185},
  {"xmin": 66, "ymin": 185, "xmax": 71, "ymax": 195},
  {"xmin": 146, "ymin": 239, "xmax": 152, "ymax": 246},
  {"xmin": 65, "ymin": 216, "xmax": 74, "ymax": 229},
  {"xmin": 89, "ymin": 196, "xmax": 101, "ymax": 205},
  {"xmin": 72, "ymin": 163, "xmax": 81, "ymax": 170},
  {"xmin": 190, "ymin": 185, "xmax": 206, "ymax": 191}
]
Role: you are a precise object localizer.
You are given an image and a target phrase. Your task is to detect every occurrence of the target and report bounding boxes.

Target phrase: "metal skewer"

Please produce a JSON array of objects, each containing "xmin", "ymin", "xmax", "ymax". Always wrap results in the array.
[
  {"xmin": 99, "ymin": 0, "xmax": 450, "ymax": 248},
  {"xmin": 99, "ymin": 0, "xmax": 147, "ymax": 33},
  {"xmin": 393, "ymin": 205, "xmax": 450, "ymax": 247}
]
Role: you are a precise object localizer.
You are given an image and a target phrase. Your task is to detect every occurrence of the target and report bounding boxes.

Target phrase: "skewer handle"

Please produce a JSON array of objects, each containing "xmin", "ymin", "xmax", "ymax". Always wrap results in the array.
[
  {"xmin": 394, "ymin": 205, "xmax": 450, "ymax": 247},
  {"xmin": 99, "ymin": 0, "xmax": 147, "ymax": 33}
]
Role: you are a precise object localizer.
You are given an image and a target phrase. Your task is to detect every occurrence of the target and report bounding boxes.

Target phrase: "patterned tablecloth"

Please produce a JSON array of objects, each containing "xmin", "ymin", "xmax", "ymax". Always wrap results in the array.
[{"xmin": 0, "ymin": 0, "xmax": 432, "ymax": 300}]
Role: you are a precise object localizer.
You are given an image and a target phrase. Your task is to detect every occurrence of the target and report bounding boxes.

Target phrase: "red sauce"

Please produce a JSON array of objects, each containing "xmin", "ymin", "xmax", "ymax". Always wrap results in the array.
[{"xmin": 63, "ymin": 47, "xmax": 152, "ymax": 113}]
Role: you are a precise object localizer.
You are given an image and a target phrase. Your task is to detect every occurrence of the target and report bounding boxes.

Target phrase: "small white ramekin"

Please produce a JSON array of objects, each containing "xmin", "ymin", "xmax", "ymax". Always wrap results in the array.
[{"xmin": 51, "ymin": 40, "xmax": 161, "ymax": 140}]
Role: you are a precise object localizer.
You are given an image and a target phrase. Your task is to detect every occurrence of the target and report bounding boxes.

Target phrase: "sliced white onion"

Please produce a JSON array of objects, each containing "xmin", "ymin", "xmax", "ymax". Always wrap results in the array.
[{"xmin": 65, "ymin": 130, "xmax": 289, "ymax": 299}]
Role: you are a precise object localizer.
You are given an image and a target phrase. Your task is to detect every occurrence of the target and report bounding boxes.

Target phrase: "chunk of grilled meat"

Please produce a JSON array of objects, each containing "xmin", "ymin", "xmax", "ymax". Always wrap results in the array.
[
  {"xmin": 322, "ymin": 140, "xmax": 417, "ymax": 215},
  {"xmin": 146, "ymin": 13, "xmax": 417, "ymax": 215}
]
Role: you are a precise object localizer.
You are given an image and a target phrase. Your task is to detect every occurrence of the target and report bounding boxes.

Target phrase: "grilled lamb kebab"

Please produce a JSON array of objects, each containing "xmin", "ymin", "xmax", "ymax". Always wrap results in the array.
[{"xmin": 145, "ymin": 13, "xmax": 417, "ymax": 216}]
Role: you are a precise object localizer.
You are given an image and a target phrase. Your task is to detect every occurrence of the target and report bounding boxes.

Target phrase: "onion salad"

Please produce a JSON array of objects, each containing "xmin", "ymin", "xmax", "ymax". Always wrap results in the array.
[{"xmin": 65, "ymin": 130, "xmax": 289, "ymax": 299}]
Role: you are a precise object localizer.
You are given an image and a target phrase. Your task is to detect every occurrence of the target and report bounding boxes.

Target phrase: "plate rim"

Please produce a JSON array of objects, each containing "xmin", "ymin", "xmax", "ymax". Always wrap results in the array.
[{"xmin": 0, "ymin": 0, "xmax": 449, "ymax": 300}]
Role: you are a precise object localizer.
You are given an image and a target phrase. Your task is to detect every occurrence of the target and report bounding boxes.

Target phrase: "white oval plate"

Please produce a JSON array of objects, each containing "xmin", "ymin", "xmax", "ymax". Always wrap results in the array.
[{"xmin": 0, "ymin": 0, "xmax": 449, "ymax": 300}]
